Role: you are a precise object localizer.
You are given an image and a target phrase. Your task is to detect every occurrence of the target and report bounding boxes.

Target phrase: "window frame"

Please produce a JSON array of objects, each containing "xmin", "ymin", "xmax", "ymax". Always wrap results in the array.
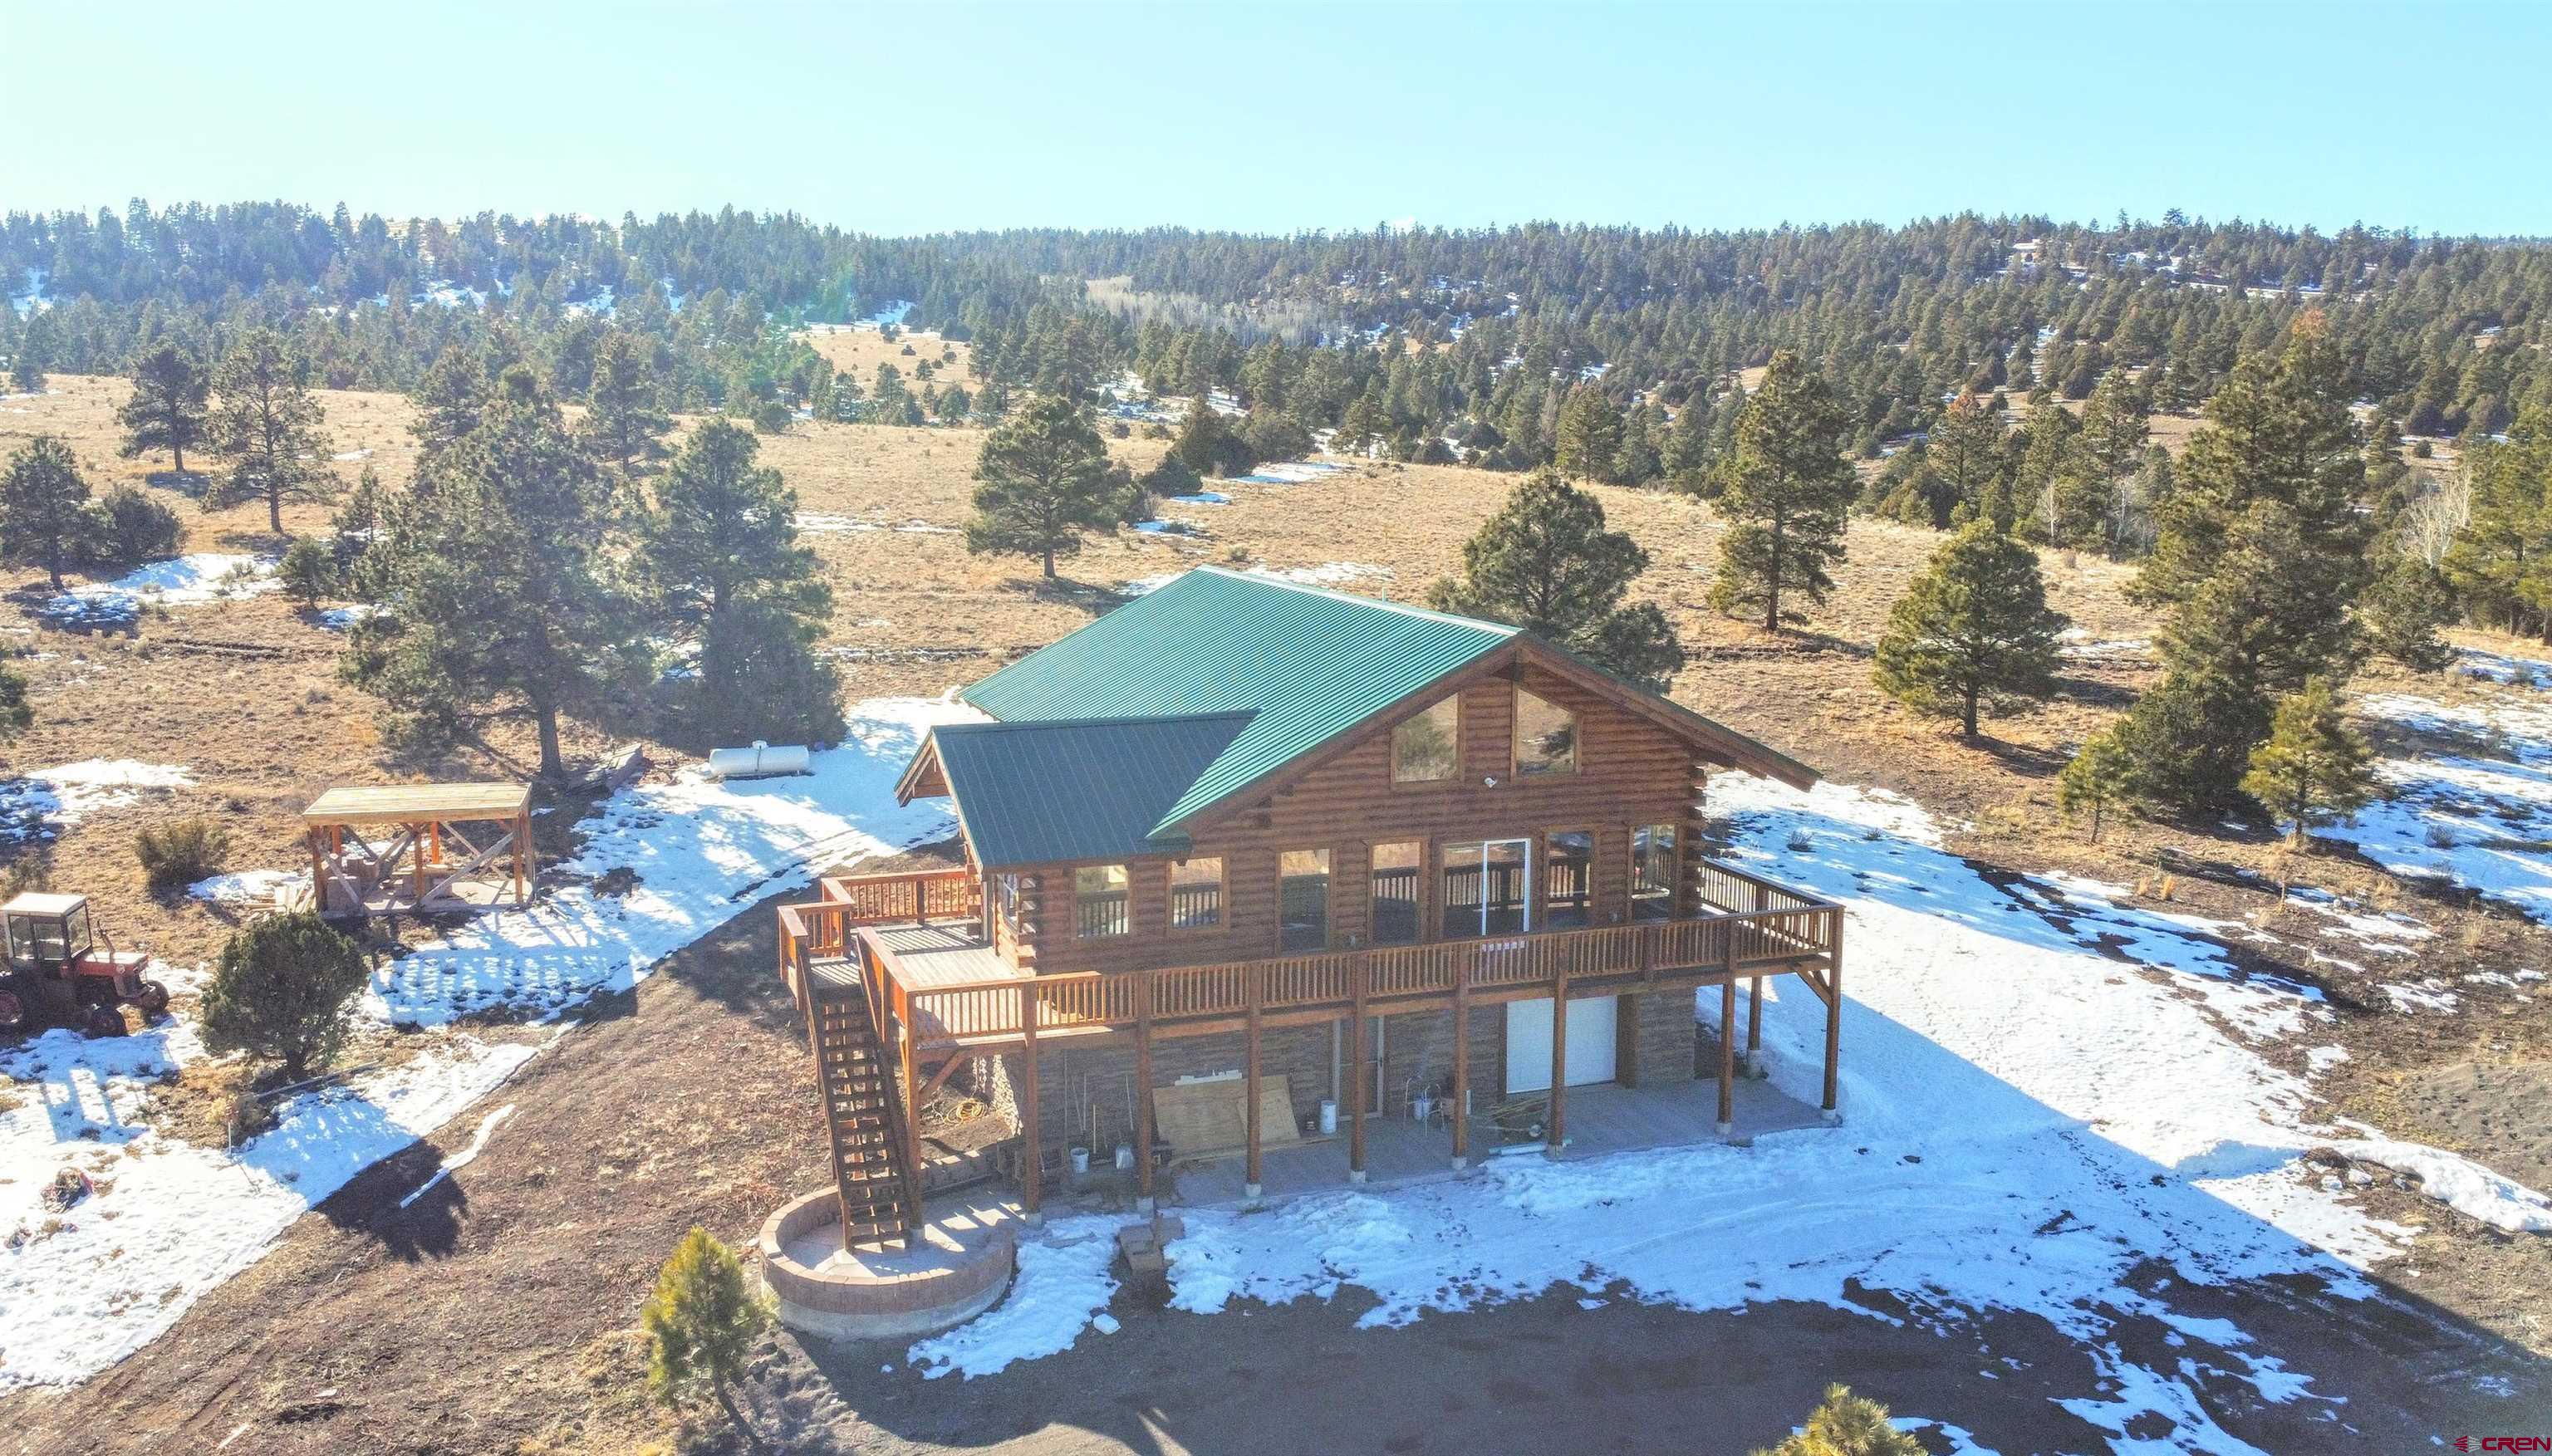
[
  {"xmin": 1367, "ymin": 838, "xmax": 1426, "ymax": 946},
  {"xmin": 1388, "ymin": 693, "xmax": 1464, "ymax": 789},
  {"xmin": 1278, "ymin": 846, "xmax": 1332, "ymax": 954},
  {"xmin": 1541, "ymin": 826, "xmax": 1597, "ymax": 930},
  {"xmin": 1073, "ymin": 862, "xmax": 1132, "ymax": 940},
  {"xmin": 1168, "ymin": 855, "xmax": 1226, "ymax": 933},
  {"xmin": 1631, "ymin": 822, "xmax": 1681, "ymax": 920},
  {"xmin": 1511, "ymin": 684, "xmax": 1582, "ymax": 778}
]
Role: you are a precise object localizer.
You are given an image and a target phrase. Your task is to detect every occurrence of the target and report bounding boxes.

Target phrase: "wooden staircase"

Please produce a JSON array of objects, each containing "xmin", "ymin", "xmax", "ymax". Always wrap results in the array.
[{"xmin": 808, "ymin": 981, "xmax": 925, "ymax": 1248}]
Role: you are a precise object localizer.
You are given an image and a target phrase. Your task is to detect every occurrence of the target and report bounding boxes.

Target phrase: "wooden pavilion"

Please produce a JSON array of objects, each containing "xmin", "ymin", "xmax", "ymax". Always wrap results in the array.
[{"xmin": 302, "ymin": 782, "xmax": 536, "ymax": 918}]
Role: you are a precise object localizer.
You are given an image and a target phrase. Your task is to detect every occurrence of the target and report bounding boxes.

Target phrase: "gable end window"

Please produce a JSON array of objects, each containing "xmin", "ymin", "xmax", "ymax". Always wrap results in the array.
[
  {"xmin": 1170, "ymin": 856, "xmax": 1224, "ymax": 929},
  {"xmin": 1391, "ymin": 695, "xmax": 1460, "ymax": 784},
  {"xmin": 1514, "ymin": 687, "xmax": 1579, "ymax": 777}
]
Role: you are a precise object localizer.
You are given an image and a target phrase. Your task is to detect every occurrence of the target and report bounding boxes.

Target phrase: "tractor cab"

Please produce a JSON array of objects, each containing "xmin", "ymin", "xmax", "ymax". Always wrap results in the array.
[{"xmin": 0, "ymin": 892, "xmax": 169, "ymax": 1036}]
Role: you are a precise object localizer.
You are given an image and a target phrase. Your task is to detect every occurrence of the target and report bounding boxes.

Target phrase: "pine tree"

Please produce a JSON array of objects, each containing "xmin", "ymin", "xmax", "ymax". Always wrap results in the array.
[
  {"xmin": 1174, "ymin": 395, "xmax": 1250, "ymax": 477},
  {"xmin": 963, "ymin": 393, "xmax": 1118, "ymax": 580},
  {"xmin": 408, "ymin": 344, "xmax": 492, "ymax": 470},
  {"xmin": 637, "ymin": 419, "xmax": 843, "ymax": 747},
  {"xmin": 1872, "ymin": 522, "xmax": 2069, "ymax": 737},
  {"xmin": 2442, "ymin": 398, "xmax": 2552, "ymax": 636},
  {"xmin": 331, "ymin": 465, "xmax": 385, "ymax": 571},
  {"xmin": 1923, "ymin": 390, "xmax": 2005, "ymax": 528},
  {"xmin": 0, "ymin": 663, "xmax": 31, "ymax": 743},
  {"xmin": 2362, "ymin": 553, "xmax": 2459, "ymax": 672},
  {"xmin": 1707, "ymin": 350, "xmax": 1856, "ymax": 630},
  {"xmin": 207, "ymin": 328, "xmax": 333, "ymax": 534},
  {"xmin": 2058, "ymin": 728, "xmax": 2135, "ymax": 842},
  {"xmin": 116, "ymin": 341, "xmax": 210, "ymax": 478},
  {"xmin": 197, "ymin": 912, "xmax": 369, "ymax": 1081},
  {"xmin": 2240, "ymin": 678, "xmax": 2378, "ymax": 845},
  {"xmin": 278, "ymin": 536, "xmax": 335, "ymax": 610},
  {"xmin": 345, "ymin": 367, "xmax": 643, "ymax": 779},
  {"xmin": 1, "ymin": 435, "xmax": 96, "ymax": 590},
  {"xmin": 1426, "ymin": 468, "xmax": 1685, "ymax": 688},
  {"xmin": 584, "ymin": 329, "xmax": 673, "ymax": 474},
  {"xmin": 1553, "ymin": 385, "xmax": 1623, "ymax": 483},
  {"xmin": 1751, "ymin": 1384, "xmax": 1924, "ymax": 1456},
  {"xmin": 642, "ymin": 1228, "xmax": 772, "ymax": 1442},
  {"xmin": 86, "ymin": 485, "xmax": 182, "ymax": 568}
]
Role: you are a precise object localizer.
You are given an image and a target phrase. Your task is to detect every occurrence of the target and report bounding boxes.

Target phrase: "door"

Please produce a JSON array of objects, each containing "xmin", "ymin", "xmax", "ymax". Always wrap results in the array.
[
  {"xmin": 1504, "ymin": 994, "xmax": 1618, "ymax": 1093},
  {"xmin": 1441, "ymin": 838, "xmax": 1533, "ymax": 939}
]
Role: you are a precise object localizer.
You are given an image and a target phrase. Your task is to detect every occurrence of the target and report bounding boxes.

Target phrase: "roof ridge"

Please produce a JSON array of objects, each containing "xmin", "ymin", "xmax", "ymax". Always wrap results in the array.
[
  {"xmin": 936, "ymin": 710, "xmax": 1257, "ymax": 733},
  {"xmin": 1190, "ymin": 564, "xmax": 1521, "ymax": 637}
]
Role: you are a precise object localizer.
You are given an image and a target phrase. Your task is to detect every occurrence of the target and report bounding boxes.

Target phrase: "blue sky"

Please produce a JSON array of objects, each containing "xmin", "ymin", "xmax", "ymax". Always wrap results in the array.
[{"xmin": 10, "ymin": 2, "xmax": 2544, "ymax": 237}]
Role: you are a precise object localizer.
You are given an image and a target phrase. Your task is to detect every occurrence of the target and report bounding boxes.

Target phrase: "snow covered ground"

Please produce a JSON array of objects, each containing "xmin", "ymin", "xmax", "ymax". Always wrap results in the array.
[
  {"xmin": 916, "ymin": 770, "xmax": 2550, "ymax": 1447},
  {"xmin": 0, "ymin": 759, "xmax": 195, "ymax": 845},
  {"xmin": 0, "ymin": 697, "xmax": 977, "ymax": 1390},
  {"xmin": 41, "ymin": 553, "xmax": 281, "ymax": 625},
  {"xmin": 2333, "ymin": 689, "xmax": 2552, "ymax": 922}
]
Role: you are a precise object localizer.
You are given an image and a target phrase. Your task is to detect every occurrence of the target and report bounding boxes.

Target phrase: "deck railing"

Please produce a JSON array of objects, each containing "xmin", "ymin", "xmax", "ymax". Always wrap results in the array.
[{"xmin": 783, "ymin": 857, "xmax": 1840, "ymax": 1052}]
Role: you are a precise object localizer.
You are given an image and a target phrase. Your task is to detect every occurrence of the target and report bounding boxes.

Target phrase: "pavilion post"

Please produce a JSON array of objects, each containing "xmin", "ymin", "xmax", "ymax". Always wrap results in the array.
[
  {"xmin": 1746, "ymin": 973, "xmax": 1764, "ymax": 1071},
  {"xmin": 1821, "ymin": 924, "xmax": 1843, "ymax": 1122}
]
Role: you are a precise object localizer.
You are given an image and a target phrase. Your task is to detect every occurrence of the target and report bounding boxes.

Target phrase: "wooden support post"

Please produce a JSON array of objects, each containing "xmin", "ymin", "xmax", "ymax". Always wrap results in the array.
[
  {"xmin": 1449, "ymin": 959, "xmax": 1471, "ymax": 1169},
  {"xmin": 1347, "ymin": 959, "xmax": 1368, "ymax": 1181},
  {"xmin": 1135, "ymin": 973, "xmax": 1156, "ymax": 1209},
  {"xmin": 912, "ymin": 872, "xmax": 930, "ymax": 924},
  {"xmin": 429, "ymin": 820, "xmax": 443, "ymax": 866},
  {"xmin": 1018, "ymin": 983, "xmax": 1041, "ymax": 1219},
  {"xmin": 307, "ymin": 831, "xmax": 327, "ymax": 915},
  {"xmin": 518, "ymin": 811, "xmax": 537, "ymax": 904},
  {"xmin": 410, "ymin": 823, "xmax": 425, "ymax": 904},
  {"xmin": 1746, "ymin": 974, "xmax": 1764, "ymax": 1064},
  {"xmin": 511, "ymin": 811, "xmax": 527, "ymax": 904},
  {"xmin": 1548, "ymin": 970, "xmax": 1569, "ymax": 1152},
  {"xmin": 1716, "ymin": 978, "xmax": 1738, "ymax": 1135},
  {"xmin": 1244, "ymin": 966, "xmax": 1264, "ymax": 1198},
  {"xmin": 1821, "ymin": 926, "xmax": 1843, "ymax": 1120}
]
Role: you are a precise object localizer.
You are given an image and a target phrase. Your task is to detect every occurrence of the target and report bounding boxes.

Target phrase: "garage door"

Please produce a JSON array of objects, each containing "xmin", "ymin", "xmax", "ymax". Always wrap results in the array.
[{"xmin": 1504, "ymin": 994, "xmax": 1617, "ymax": 1093}]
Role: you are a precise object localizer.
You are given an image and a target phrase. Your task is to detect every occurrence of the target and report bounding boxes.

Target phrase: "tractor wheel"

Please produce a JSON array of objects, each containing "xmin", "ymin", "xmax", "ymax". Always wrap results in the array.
[
  {"xmin": 0, "ymin": 988, "xmax": 22, "ymax": 1030},
  {"xmin": 82, "ymin": 1004, "xmax": 126, "ymax": 1038},
  {"xmin": 134, "ymin": 981, "xmax": 170, "ymax": 1017}
]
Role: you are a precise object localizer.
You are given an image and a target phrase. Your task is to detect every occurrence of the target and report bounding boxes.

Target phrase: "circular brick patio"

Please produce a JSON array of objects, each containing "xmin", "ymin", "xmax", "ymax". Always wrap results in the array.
[{"xmin": 758, "ymin": 1189, "xmax": 1018, "ymax": 1342}]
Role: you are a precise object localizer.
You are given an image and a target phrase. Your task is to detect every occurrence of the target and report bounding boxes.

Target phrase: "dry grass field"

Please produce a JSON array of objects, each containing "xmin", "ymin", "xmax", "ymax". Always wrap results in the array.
[{"xmin": 1, "ymin": 365, "xmax": 2546, "ymax": 1450}]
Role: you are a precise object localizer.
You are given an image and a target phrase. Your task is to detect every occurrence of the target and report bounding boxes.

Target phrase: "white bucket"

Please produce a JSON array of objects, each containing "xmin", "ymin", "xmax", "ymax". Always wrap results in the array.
[
  {"xmin": 1069, "ymin": 1146, "xmax": 1091, "ymax": 1174},
  {"xmin": 1114, "ymin": 1143, "xmax": 1135, "ymax": 1171},
  {"xmin": 1318, "ymin": 1099, "xmax": 1338, "ymax": 1136}
]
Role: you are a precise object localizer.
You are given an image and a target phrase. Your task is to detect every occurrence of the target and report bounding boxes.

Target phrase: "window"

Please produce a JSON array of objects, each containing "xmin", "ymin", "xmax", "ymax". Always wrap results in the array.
[
  {"xmin": 1075, "ymin": 863, "xmax": 1130, "ymax": 939},
  {"xmin": 1440, "ymin": 839, "xmax": 1530, "ymax": 939},
  {"xmin": 1544, "ymin": 831, "xmax": 1593, "ymax": 929},
  {"xmin": 1632, "ymin": 824, "xmax": 1679, "ymax": 921},
  {"xmin": 1279, "ymin": 848, "xmax": 1330, "ymax": 953},
  {"xmin": 1514, "ymin": 688, "xmax": 1578, "ymax": 777},
  {"xmin": 995, "ymin": 873, "xmax": 1022, "ymax": 934},
  {"xmin": 1391, "ymin": 695, "xmax": 1460, "ymax": 783},
  {"xmin": 1170, "ymin": 856, "xmax": 1224, "ymax": 929},
  {"xmin": 1370, "ymin": 841, "xmax": 1422, "ymax": 945}
]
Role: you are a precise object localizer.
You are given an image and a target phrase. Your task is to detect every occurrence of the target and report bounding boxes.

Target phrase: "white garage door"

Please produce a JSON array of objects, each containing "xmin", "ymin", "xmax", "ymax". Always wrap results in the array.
[{"xmin": 1504, "ymin": 994, "xmax": 1617, "ymax": 1093}]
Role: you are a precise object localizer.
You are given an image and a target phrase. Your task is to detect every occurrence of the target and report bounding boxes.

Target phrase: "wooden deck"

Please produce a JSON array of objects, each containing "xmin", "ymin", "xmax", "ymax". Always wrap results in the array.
[{"xmin": 778, "ymin": 861, "xmax": 1846, "ymax": 1218}]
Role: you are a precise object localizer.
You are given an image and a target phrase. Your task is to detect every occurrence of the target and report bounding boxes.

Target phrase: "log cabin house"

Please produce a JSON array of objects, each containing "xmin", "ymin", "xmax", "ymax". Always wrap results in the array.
[{"xmin": 778, "ymin": 566, "xmax": 1844, "ymax": 1240}]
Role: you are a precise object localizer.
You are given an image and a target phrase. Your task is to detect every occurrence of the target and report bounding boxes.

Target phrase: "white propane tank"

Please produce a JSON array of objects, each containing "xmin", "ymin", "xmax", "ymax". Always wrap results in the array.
[{"xmin": 705, "ymin": 739, "xmax": 812, "ymax": 781}]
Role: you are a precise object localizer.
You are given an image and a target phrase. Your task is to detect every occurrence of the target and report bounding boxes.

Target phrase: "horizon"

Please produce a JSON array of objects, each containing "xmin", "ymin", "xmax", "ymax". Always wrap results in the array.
[{"xmin": 8, "ymin": 1, "xmax": 2545, "ymax": 238}]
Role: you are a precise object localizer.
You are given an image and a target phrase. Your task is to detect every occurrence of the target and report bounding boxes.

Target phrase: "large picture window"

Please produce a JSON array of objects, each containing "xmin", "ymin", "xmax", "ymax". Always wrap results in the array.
[
  {"xmin": 1391, "ymin": 695, "xmax": 1460, "ymax": 783},
  {"xmin": 1279, "ymin": 848, "xmax": 1331, "ymax": 953},
  {"xmin": 1370, "ymin": 841, "xmax": 1422, "ymax": 945},
  {"xmin": 1544, "ymin": 831, "xmax": 1593, "ymax": 929},
  {"xmin": 1170, "ymin": 856, "xmax": 1224, "ymax": 929},
  {"xmin": 1075, "ymin": 863, "xmax": 1130, "ymax": 939},
  {"xmin": 1514, "ymin": 688, "xmax": 1578, "ymax": 777}
]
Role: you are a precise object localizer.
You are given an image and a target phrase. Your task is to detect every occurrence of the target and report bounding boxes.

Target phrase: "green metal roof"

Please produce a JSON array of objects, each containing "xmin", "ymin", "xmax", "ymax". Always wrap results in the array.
[
  {"xmin": 929, "ymin": 713, "xmax": 1250, "ymax": 869},
  {"xmin": 959, "ymin": 567, "xmax": 1519, "ymax": 836}
]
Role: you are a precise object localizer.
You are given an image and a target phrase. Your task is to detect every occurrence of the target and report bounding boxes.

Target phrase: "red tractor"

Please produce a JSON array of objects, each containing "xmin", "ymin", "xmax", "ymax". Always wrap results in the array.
[{"xmin": 0, "ymin": 892, "xmax": 170, "ymax": 1037}]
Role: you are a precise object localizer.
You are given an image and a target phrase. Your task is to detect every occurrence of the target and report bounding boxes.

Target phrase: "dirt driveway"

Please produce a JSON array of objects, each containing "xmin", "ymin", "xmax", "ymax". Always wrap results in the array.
[{"xmin": 3, "ymin": 876, "xmax": 2545, "ymax": 1454}]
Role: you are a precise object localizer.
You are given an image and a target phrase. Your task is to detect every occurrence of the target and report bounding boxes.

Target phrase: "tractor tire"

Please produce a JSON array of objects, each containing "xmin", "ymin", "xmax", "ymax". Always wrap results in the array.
[
  {"xmin": 82, "ymin": 1004, "xmax": 126, "ymax": 1038},
  {"xmin": 0, "ymin": 988, "xmax": 22, "ymax": 1030},
  {"xmin": 135, "ymin": 981, "xmax": 170, "ymax": 1017}
]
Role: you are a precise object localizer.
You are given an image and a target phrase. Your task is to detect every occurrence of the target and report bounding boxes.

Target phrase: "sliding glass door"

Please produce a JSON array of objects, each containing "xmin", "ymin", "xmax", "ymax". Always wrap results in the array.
[{"xmin": 1440, "ymin": 838, "xmax": 1532, "ymax": 939}]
